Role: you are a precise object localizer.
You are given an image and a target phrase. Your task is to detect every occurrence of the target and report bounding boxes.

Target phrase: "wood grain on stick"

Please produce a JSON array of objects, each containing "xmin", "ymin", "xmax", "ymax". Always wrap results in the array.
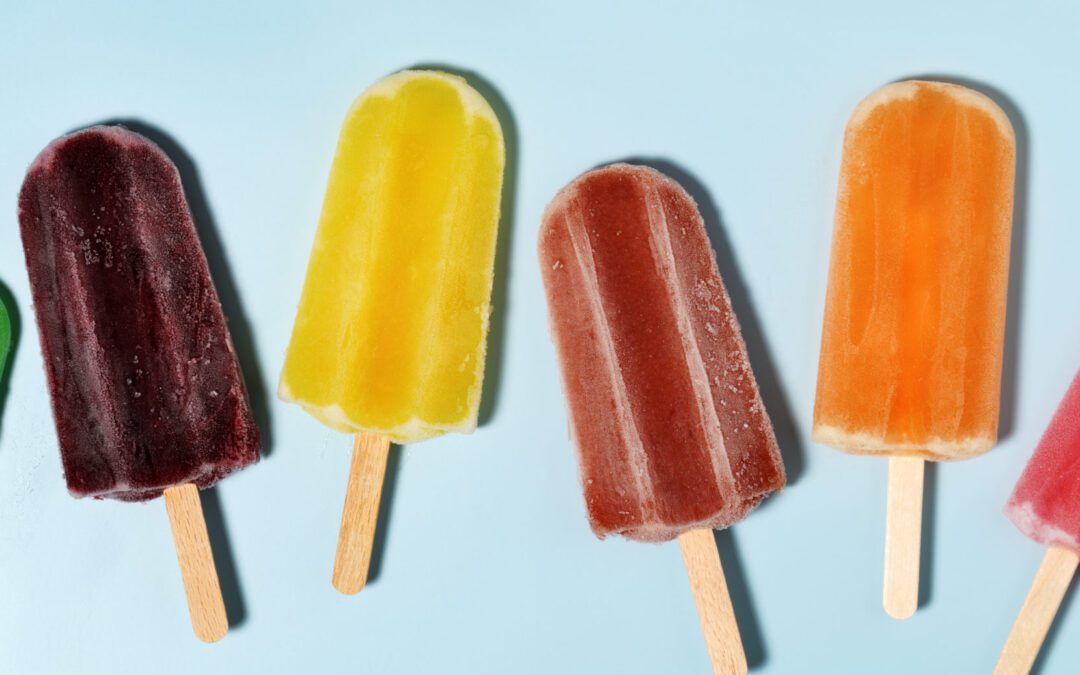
[
  {"xmin": 332, "ymin": 431, "xmax": 391, "ymax": 595},
  {"xmin": 883, "ymin": 456, "xmax": 924, "ymax": 620},
  {"xmin": 678, "ymin": 528, "xmax": 747, "ymax": 675},
  {"xmin": 994, "ymin": 546, "xmax": 1078, "ymax": 675},
  {"xmin": 164, "ymin": 483, "xmax": 228, "ymax": 643}
]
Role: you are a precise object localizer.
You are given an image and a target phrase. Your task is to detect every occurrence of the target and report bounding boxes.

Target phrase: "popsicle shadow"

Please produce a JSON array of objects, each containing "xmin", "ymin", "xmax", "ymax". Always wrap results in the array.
[
  {"xmin": 0, "ymin": 280, "xmax": 20, "ymax": 439},
  {"xmin": 200, "ymin": 486, "xmax": 248, "ymax": 628},
  {"xmin": 714, "ymin": 529, "xmax": 768, "ymax": 669},
  {"xmin": 618, "ymin": 158, "xmax": 805, "ymax": 489},
  {"xmin": 900, "ymin": 75, "xmax": 1030, "ymax": 443},
  {"xmin": 365, "ymin": 443, "xmax": 402, "ymax": 584},
  {"xmin": 918, "ymin": 461, "xmax": 937, "ymax": 609},
  {"xmin": 1031, "ymin": 574, "xmax": 1078, "ymax": 674},
  {"xmin": 80, "ymin": 118, "xmax": 268, "ymax": 628},
  {"xmin": 93, "ymin": 118, "xmax": 274, "ymax": 458},
  {"xmin": 410, "ymin": 63, "xmax": 519, "ymax": 427},
  {"xmin": 356, "ymin": 64, "xmax": 517, "ymax": 587}
]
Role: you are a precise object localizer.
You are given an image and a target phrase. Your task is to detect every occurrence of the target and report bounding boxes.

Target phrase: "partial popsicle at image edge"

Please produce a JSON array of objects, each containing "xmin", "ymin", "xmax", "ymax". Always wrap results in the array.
[
  {"xmin": 813, "ymin": 80, "xmax": 1016, "ymax": 619},
  {"xmin": 279, "ymin": 69, "xmax": 504, "ymax": 594},
  {"xmin": 17, "ymin": 126, "xmax": 261, "ymax": 641},
  {"xmin": 0, "ymin": 294, "xmax": 9, "ymax": 381},
  {"xmin": 539, "ymin": 164, "xmax": 785, "ymax": 674},
  {"xmin": 995, "ymin": 368, "xmax": 1080, "ymax": 674}
]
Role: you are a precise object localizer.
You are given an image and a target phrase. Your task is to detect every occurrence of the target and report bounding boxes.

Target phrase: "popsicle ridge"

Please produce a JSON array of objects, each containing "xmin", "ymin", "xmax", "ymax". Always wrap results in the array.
[
  {"xmin": 540, "ymin": 164, "xmax": 784, "ymax": 542},
  {"xmin": 813, "ymin": 80, "xmax": 1015, "ymax": 461},
  {"xmin": 562, "ymin": 199, "xmax": 658, "ymax": 527},
  {"xmin": 280, "ymin": 70, "xmax": 504, "ymax": 443},
  {"xmin": 640, "ymin": 184, "xmax": 739, "ymax": 503},
  {"xmin": 361, "ymin": 70, "xmax": 498, "ymax": 124}
]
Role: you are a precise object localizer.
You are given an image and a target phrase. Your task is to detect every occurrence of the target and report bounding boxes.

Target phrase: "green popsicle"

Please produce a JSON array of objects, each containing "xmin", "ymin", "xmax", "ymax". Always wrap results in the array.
[{"xmin": 0, "ymin": 294, "xmax": 9, "ymax": 380}]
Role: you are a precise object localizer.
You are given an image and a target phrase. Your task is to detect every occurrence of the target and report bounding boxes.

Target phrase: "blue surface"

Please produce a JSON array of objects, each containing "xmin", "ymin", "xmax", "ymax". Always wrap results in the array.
[{"xmin": 1, "ymin": 2, "xmax": 1078, "ymax": 673}]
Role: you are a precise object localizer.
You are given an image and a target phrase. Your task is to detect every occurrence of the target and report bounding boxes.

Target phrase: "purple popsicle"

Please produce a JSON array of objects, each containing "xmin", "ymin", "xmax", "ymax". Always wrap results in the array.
[
  {"xmin": 18, "ymin": 126, "xmax": 259, "ymax": 501},
  {"xmin": 18, "ymin": 125, "xmax": 259, "ymax": 641}
]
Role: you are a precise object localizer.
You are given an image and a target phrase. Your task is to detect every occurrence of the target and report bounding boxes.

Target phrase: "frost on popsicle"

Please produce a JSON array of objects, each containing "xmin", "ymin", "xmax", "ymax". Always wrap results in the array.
[
  {"xmin": 539, "ymin": 164, "xmax": 784, "ymax": 542},
  {"xmin": 17, "ymin": 126, "xmax": 260, "ymax": 500},
  {"xmin": 1005, "ymin": 369, "xmax": 1080, "ymax": 554},
  {"xmin": 813, "ymin": 81, "xmax": 1015, "ymax": 461}
]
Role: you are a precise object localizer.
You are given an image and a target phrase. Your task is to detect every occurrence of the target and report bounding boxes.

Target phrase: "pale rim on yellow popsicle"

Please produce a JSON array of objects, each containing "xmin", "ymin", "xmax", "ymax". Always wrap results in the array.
[{"xmin": 279, "ymin": 68, "xmax": 505, "ymax": 444}]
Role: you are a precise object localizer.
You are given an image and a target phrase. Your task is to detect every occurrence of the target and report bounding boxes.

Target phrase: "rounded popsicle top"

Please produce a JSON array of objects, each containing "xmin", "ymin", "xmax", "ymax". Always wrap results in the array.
[
  {"xmin": 847, "ymin": 80, "xmax": 1015, "ymax": 145},
  {"xmin": 25, "ymin": 125, "xmax": 164, "ymax": 177},
  {"xmin": 539, "ymin": 163, "xmax": 690, "ymax": 244},
  {"xmin": 350, "ymin": 69, "xmax": 505, "ymax": 154}
]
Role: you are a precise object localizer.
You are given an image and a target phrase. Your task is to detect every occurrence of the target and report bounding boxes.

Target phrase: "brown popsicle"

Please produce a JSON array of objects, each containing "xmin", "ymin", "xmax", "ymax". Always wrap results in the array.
[{"xmin": 539, "ymin": 163, "xmax": 784, "ymax": 674}]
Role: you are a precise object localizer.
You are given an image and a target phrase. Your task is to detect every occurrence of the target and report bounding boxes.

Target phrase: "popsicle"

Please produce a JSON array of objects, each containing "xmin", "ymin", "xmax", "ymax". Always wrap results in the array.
[
  {"xmin": 539, "ymin": 164, "xmax": 785, "ymax": 674},
  {"xmin": 0, "ymin": 294, "xmax": 9, "ymax": 381},
  {"xmin": 995, "ymin": 368, "xmax": 1080, "ymax": 673},
  {"xmin": 280, "ymin": 70, "xmax": 504, "ymax": 593},
  {"xmin": 18, "ymin": 126, "xmax": 261, "ymax": 641},
  {"xmin": 813, "ymin": 80, "xmax": 1015, "ymax": 618}
]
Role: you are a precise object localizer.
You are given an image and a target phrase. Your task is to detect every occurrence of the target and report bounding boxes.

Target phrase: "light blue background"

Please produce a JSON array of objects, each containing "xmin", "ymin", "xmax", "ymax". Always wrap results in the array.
[{"xmin": 1, "ymin": 1, "xmax": 1077, "ymax": 673}]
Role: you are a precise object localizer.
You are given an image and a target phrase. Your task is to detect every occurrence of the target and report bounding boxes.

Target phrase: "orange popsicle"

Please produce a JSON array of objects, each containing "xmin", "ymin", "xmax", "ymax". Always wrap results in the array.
[{"xmin": 813, "ymin": 80, "xmax": 1015, "ymax": 618}]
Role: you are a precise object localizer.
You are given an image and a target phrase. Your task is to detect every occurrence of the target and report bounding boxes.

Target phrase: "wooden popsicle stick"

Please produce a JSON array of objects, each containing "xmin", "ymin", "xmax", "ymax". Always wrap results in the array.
[
  {"xmin": 994, "ymin": 546, "xmax": 1079, "ymax": 675},
  {"xmin": 332, "ymin": 431, "xmax": 391, "ymax": 595},
  {"xmin": 678, "ymin": 528, "xmax": 747, "ymax": 675},
  {"xmin": 163, "ymin": 483, "xmax": 228, "ymax": 643},
  {"xmin": 883, "ymin": 456, "xmax": 924, "ymax": 620}
]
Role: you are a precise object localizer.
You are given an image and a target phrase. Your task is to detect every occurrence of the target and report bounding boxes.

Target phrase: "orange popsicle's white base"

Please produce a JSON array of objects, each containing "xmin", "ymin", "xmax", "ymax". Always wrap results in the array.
[{"xmin": 811, "ymin": 424, "xmax": 995, "ymax": 461}]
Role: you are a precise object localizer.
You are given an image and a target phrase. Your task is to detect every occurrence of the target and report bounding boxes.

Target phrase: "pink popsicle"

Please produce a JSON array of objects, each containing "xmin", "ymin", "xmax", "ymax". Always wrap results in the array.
[
  {"xmin": 1005, "ymin": 369, "xmax": 1080, "ymax": 550},
  {"xmin": 996, "ymin": 368, "xmax": 1080, "ymax": 672}
]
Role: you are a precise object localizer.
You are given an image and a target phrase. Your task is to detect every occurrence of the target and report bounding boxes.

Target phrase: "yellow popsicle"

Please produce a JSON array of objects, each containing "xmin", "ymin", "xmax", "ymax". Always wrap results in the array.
[{"xmin": 281, "ymin": 70, "xmax": 504, "ymax": 443}]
